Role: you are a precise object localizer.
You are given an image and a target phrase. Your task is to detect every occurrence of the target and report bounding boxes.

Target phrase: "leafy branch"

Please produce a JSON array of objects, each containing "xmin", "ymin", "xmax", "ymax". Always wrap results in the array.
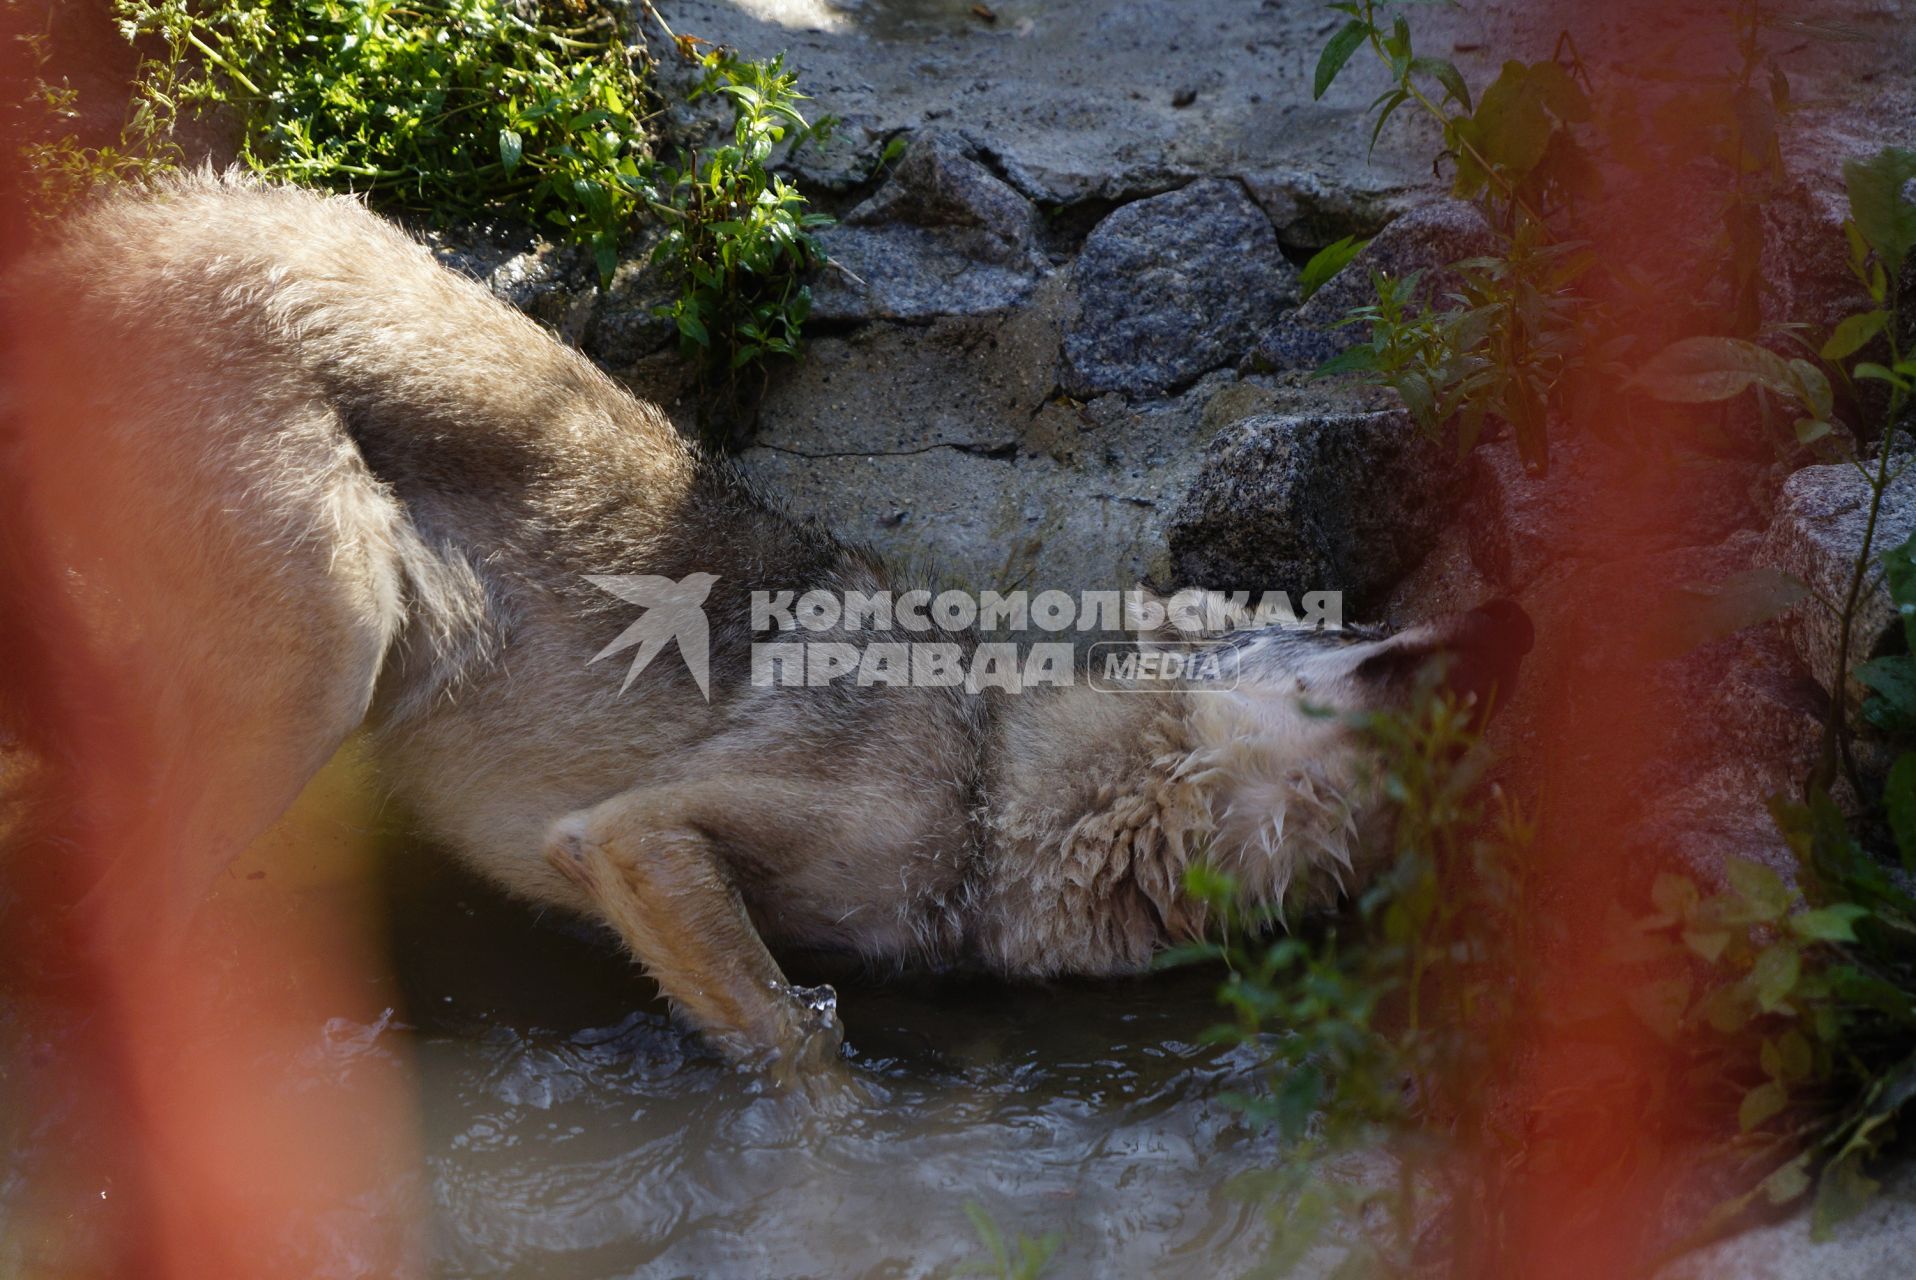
[{"xmin": 1310, "ymin": 1, "xmax": 1600, "ymax": 473}]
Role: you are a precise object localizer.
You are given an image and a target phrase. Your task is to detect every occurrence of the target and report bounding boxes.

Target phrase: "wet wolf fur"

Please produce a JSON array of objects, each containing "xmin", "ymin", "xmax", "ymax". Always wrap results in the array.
[{"xmin": 6, "ymin": 173, "xmax": 1529, "ymax": 1075}]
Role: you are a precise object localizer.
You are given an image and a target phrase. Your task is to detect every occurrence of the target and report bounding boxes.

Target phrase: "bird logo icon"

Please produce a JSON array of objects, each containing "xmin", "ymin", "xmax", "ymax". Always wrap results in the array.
[{"xmin": 584, "ymin": 572, "xmax": 719, "ymax": 700}]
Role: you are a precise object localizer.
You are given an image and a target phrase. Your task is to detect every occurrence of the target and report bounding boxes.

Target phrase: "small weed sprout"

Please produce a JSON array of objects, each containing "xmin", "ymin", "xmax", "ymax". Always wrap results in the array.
[
  {"xmin": 959, "ymin": 1201, "xmax": 1061, "ymax": 1280},
  {"xmin": 645, "ymin": 49, "xmax": 834, "ymax": 425}
]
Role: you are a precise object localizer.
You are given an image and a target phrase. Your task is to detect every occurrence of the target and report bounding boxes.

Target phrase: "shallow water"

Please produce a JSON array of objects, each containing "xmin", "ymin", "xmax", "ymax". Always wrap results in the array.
[
  {"xmin": 0, "ymin": 749, "xmax": 1315, "ymax": 1280},
  {"xmin": 389, "ymin": 853, "xmax": 1285, "ymax": 1278}
]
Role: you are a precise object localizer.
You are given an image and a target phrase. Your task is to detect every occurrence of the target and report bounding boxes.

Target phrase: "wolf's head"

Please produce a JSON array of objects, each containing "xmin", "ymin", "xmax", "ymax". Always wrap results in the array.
[{"xmin": 1141, "ymin": 591, "xmax": 1534, "ymax": 917}]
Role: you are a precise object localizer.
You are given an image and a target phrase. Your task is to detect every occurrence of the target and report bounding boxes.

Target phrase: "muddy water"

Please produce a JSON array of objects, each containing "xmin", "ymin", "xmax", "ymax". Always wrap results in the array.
[
  {"xmin": 1, "ymin": 746, "xmax": 1310, "ymax": 1279},
  {"xmin": 389, "ymin": 852, "xmax": 1283, "ymax": 1278}
]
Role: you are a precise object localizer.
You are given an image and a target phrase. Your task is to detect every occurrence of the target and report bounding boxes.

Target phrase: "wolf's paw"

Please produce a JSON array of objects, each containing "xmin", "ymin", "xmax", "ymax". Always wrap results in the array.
[{"xmin": 764, "ymin": 983, "xmax": 868, "ymax": 1107}]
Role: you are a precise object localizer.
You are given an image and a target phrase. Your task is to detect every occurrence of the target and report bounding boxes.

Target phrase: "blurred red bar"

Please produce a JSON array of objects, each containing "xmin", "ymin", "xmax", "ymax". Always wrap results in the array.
[{"xmin": 0, "ymin": 8, "xmax": 423, "ymax": 1276}]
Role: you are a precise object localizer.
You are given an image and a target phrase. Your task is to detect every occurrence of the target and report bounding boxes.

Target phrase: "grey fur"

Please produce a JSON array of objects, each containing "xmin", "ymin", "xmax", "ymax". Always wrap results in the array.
[{"xmin": 6, "ymin": 172, "xmax": 1524, "ymax": 1077}]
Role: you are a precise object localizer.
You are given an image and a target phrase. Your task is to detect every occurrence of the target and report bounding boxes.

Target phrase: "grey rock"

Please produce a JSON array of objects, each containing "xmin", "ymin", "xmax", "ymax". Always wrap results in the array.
[
  {"xmin": 427, "ymin": 225, "xmax": 678, "ymax": 373},
  {"xmin": 1467, "ymin": 440, "xmax": 1764, "ymax": 592},
  {"xmin": 663, "ymin": 0, "xmax": 1460, "ymax": 209},
  {"xmin": 1240, "ymin": 167, "xmax": 1423, "ymax": 252},
  {"xmin": 1761, "ymin": 459, "xmax": 1916, "ymax": 700},
  {"xmin": 1761, "ymin": 183, "xmax": 1874, "ymax": 337},
  {"xmin": 1165, "ymin": 408, "xmax": 1467, "ymax": 609},
  {"xmin": 1383, "ymin": 520, "xmax": 1496, "ymax": 629},
  {"xmin": 1196, "ymin": 370, "xmax": 1402, "ymax": 441},
  {"xmin": 739, "ymin": 282, "xmax": 1228, "ymax": 592},
  {"xmin": 1630, "ymin": 620, "xmax": 1823, "ymax": 890},
  {"xmin": 750, "ymin": 276, "xmax": 1065, "ymax": 457},
  {"xmin": 589, "ymin": 250, "xmax": 688, "ymax": 373},
  {"xmin": 1703, "ymin": 622, "xmax": 1829, "ymax": 798},
  {"xmin": 429, "ymin": 226, "xmax": 598, "ymax": 344},
  {"xmin": 782, "ymin": 116, "xmax": 892, "ymax": 194},
  {"xmin": 1064, "ymin": 179, "xmax": 1296, "ymax": 398},
  {"xmin": 1243, "ymin": 200, "xmax": 1498, "ymax": 375},
  {"xmin": 813, "ymin": 132, "xmax": 1050, "ymax": 322}
]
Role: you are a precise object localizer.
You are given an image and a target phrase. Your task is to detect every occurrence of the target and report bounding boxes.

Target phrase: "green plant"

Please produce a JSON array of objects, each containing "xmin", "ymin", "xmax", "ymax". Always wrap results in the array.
[
  {"xmin": 645, "ymin": 49, "xmax": 833, "ymax": 413},
  {"xmin": 1309, "ymin": 2, "xmax": 1600, "ymax": 472},
  {"xmin": 13, "ymin": 0, "xmax": 835, "ymax": 390},
  {"xmin": 1624, "ymin": 147, "xmax": 1916, "ymax": 1238},
  {"xmin": 1300, "ymin": 3, "xmax": 1916, "ymax": 1253},
  {"xmin": 1297, "ymin": 232, "xmax": 1369, "ymax": 304},
  {"xmin": 1633, "ymin": 147, "xmax": 1914, "ymax": 792},
  {"xmin": 1625, "ymin": 789, "xmax": 1916, "ymax": 1245},
  {"xmin": 50, "ymin": 1, "xmax": 656, "ymax": 282},
  {"xmin": 1318, "ymin": 225, "xmax": 1594, "ymax": 467},
  {"xmin": 7, "ymin": 1, "xmax": 177, "ymax": 208},
  {"xmin": 959, "ymin": 1201, "xmax": 1060, "ymax": 1280},
  {"xmin": 1168, "ymin": 682, "xmax": 1532, "ymax": 1274}
]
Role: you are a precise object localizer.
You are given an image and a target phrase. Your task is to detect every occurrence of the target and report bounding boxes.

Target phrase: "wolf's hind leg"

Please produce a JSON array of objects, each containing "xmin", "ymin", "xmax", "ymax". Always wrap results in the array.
[{"xmin": 543, "ymin": 787, "xmax": 844, "ymax": 1082}]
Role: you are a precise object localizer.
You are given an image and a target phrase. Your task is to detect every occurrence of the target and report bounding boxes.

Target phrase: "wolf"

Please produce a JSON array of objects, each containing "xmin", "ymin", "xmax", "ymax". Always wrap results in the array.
[{"xmin": 2, "ymin": 172, "xmax": 1530, "ymax": 1079}]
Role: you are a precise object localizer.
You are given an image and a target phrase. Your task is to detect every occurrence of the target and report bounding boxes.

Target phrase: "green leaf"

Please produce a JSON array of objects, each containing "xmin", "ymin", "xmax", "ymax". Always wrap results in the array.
[
  {"xmin": 1314, "ymin": 19, "xmax": 1372, "ymax": 101},
  {"xmin": 1843, "ymin": 146, "xmax": 1916, "ymax": 276},
  {"xmin": 1887, "ymin": 752, "xmax": 1916, "ymax": 873},
  {"xmin": 1788, "ymin": 359, "xmax": 1834, "ymax": 422},
  {"xmin": 1728, "ymin": 858, "xmax": 1791, "ymax": 922},
  {"xmin": 1752, "ymin": 942, "xmax": 1801, "ymax": 1011},
  {"xmin": 1761, "ymin": 1153, "xmax": 1813, "ymax": 1206},
  {"xmin": 1651, "ymin": 871, "xmax": 1699, "ymax": 922},
  {"xmin": 1739, "ymin": 1079, "xmax": 1788, "ymax": 1132},
  {"xmin": 1790, "ymin": 903, "xmax": 1869, "ymax": 943},
  {"xmin": 1410, "ymin": 56, "xmax": 1471, "ymax": 111},
  {"xmin": 1857, "ymin": 655, "xmax": 1916, "ymax": 733},
  {"xmin": 1814, "ymin": 1151, "xmax": 1883, "ymax": 1239},
  {"xmin": 1821, "ymin": 310, "xmax": 1889, "ymax": 361},
  {"xmin": 1682, "ymin": 929, "xmax": 1731, "ymax": 964},
  {"xmin": 498, "ymin": 128, "xmax": 523, "ymax": 175},
  {"xmin": 962, "ymin": 1201, "xmax": 1008, "ymax": 1273},
  {"xmin": 1630, "ymin": 336, "xmax": 1795, "ymax": 404},
  {"xmin": 1700, "ymin": 981, "xmax": 1755, "ymax": 1034},
  {"xmin": 1274, "ymin": 1063, "xmax": 1324, "ymax": 1140},
  {"xmin": 1795, "ymin": 418, "xmax": 1834, "ymax": 445},
  {"xmin": 1882, "ymin": 532, "xmax": 1916, "ymax": 650},
  {"xmin": 1312, "ymin": 345, "xmax": 1381, "ymax": 378},
  {"xmin": 1854, "ymin": 362, "xmax": 1913, "ymax": 391},
  {"xmin": 1384, "ymin": 15, "xmax": 1412, "ymax": 70},
  {"xmin": 1299, "ymin": 234, "xmax": 1370, "ymax": 303},
  {"xmin": 1827, "ymin": 964, "xmax": 1915, "ymax": 1020},
  {"xmin": 1394, "ymin": 370, "xmax": 1437, "ymax": 425},
  {"xmin": 675, "ymin": 308, "xmax": 711, "ymax": 347},
  {"xmin": 1628, "ymin": 975, "xmax": 1693, "ymax": 1042},
  {"xmin": 1775, "ymin": 1029, "xmax": 1814, "ymax": 1082},
  {"xmin": 1368, "ymin": 88, "xmax": 1411, "ymax": 155}
]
